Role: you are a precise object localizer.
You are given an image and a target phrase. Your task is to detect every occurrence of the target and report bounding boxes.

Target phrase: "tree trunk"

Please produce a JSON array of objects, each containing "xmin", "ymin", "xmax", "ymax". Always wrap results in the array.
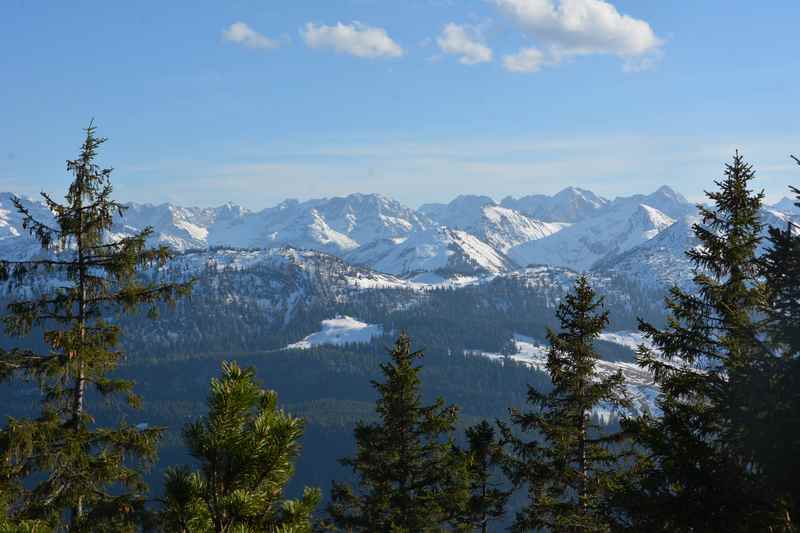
[{"xmin": 71, "ymin": 172, "xmax": 87, "ymax": 526}]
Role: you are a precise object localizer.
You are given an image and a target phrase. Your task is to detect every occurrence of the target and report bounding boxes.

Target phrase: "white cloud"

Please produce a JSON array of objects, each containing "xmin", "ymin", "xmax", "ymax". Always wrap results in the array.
[
  {"xmin": 301, "ymin": 22, "xmax": 404, "ymax": 59},
  {"xmin": 437, "ymin": 23, "xmax": 493, "ymax": 65},
  {"xmin": 503, "ymin": 47, "xmax": 546, "ymax": 72},
  {"xmin": 222, "ymin": 22, "xmax": 278, "ymax": 50},
  {"xmin": 495, "ymin": 0, "xmax": 662, "ymax": 72}
]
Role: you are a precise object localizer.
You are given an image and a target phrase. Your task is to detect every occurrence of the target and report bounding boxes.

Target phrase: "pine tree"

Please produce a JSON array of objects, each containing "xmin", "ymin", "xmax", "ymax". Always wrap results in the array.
[
  {"xmin": 756, "ymin": 159, "xmax": 800, "ymax": 523},
  {"xmin": 458, "ymin": 421, "xmax": 509, "ymax": 533},
  {"xmin": 618, "ymin": 152, "xmax": 786, "ymax": 531},
  {"xmin": 0, "ymin": 123, "xmax": 192, "ymax": 530},
  {"xmin": 159, "ymin": 361, "xmax": 320, "ymax": 533},
  {"xmin": 763, "ymin": 165, "xmax": 800, "ymax": 358},
  {"xmin": 326, "ymin": 333, "xmax": 466, "ymax": 532},
  {"xmin": 501, "ymin": 276, "xmax": 629, "ymax": 533}
]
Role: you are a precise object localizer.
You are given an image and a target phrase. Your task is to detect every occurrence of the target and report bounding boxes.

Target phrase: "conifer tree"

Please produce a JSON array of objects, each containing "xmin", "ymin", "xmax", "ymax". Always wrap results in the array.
[
  {"xmin": 458, "ymin": 421, "xmax": 509, "ymax": 533},
  {"xmin": 763, "ymin": 168, "xmax": 800, "ymax": 358},
  {"xmin": 326, "ymin": 333, "xmax": 466, "ymax": 532},
  {"xmin": 501, "ymin": 276, "xmax": 629, "ymax": 533},
  {"xmin": 756, "ymin": 160, "xmax": 800, "ymax": 522},
  {"xmin": 618, "ymin": 152, "xmax": 786, "ymax": 531},
  {"xmin": 0, "ymin": 123, "xmax": 192, "ymax": 530},
  {"xmin": 159, "ymin": 361, "xmax": 320, "ymax": 533}
]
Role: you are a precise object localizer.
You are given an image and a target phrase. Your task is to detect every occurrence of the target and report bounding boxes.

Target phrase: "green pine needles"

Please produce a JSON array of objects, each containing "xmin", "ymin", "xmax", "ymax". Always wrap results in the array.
[
  {"xmin": 502, "ymin": 276, "xmax": 629, "ymax": 533},
  {"xmin": 159, "ymin": 361, "xmax": 320, "ymax": 533},
  {"xmin": 755, "ymin": 159, "xmax": 800, "ymax": 524},
  {"xmin": 0, "ymin": 123, "xmax": 193, "ymax": 531},
  {"xmin": 460, "ymin": 421, "xmax": 510, "ymax": 533},
  {"xmin": 327, "ymin": 333, "xmax": 465, "ymax": 532},
  {"xmin": 619, "ymin": 152, "xmax": 791, "ymax": 531}
]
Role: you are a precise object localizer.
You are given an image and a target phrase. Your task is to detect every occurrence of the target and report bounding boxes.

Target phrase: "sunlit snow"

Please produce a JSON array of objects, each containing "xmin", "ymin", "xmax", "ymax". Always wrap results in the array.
[
  {"xmin": 474, "ymin": 333, "xmax": 659, "ymax": 415},
  {"xmin": 286, "ymin": 316, "xmax": 383, "ymax": 350}
]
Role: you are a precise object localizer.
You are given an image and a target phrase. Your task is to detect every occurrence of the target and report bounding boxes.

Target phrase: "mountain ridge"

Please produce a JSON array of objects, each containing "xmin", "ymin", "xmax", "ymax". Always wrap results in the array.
[{"xmin": 3, "ymin": 186, "xmax": 796, "ymax": 282}]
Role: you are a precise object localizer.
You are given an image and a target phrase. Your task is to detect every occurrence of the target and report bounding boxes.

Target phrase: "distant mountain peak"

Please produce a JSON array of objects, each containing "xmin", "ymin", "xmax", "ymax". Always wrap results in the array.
[
  {"xmin": 450, "ymin": 194, "xmax": 495, "ymax": 206},
  {"xmin": 501, "ymin": 187, "xmax": 608, "ymax": 223},
  {"xmin": 772, "ymin": 196, "xmax": 800, "ymax": 214},
  {"xmin": 653, "ymin": 185, "xmax": 689, "ymax": 203},
  {"xmin": 553, "ymin": 186, "xmax": 608, "ymax": 206}
]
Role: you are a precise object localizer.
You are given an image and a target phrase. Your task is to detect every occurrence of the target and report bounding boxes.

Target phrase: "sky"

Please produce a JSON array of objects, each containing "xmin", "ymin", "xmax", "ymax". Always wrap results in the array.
[{"xmin": 1, "ymin": 0, "xmax": 799, "ymax": 209}]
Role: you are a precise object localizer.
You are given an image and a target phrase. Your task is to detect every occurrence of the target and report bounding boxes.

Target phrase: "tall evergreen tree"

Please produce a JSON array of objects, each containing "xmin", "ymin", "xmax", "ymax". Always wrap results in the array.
[
  {"xmin": 0, "ymin": 124, "xmax": 192, "ymax": 530},
  {"xmin": 756, "ymin": 158, "xmax": 800, "ymax": 523},
  {"xmin": 326, "ymin": 333, "xmax": 466, "ymax": 532},
  {"xmin": 763, "ymin": 165, "xmax": 800, "ymax": 358},
  {"xmin": 501, "ymin": 276, "xmax": 629, "ymax": 533},
  {"xmin": 159, "ymin": 361, "xmax": 320, "ymax": 533},
  {"xmin": 618, "ymin": 152, "xmax": 787, "ymax": 531},
  {"xmin": 458, "ymin": 421, "xmax": 509, "ymax": 533}
]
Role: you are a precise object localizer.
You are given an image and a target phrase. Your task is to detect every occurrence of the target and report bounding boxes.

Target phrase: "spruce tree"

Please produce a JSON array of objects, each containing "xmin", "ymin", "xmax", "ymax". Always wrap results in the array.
[
  {"xmin": 501, "ymin": 276, "xmax": 629, "ymax": 533},
  {"xmin": 458, "ymin": 421, "xmax": 509, "ymax": 533},
  {"xmin": 618, "ymin": 152, "xmax": 786, "ymax": 531},
  {"xmin": 0, "ymin": 123, "xmax": 192, "ymax": 530},
  {"xmin": 326, "ymin": 333, "xmax": 466, "ymax": 532},
  {"xmin": 159, "ymin": 361, "xmax": 320, "ymax": 533},
  {"xmin": 756, "ymin": 160, "xmax": 800, "ymax": 522},
  {"xmin": 763, "ymin": 169, "xmax": 800, "ymax": 358}
]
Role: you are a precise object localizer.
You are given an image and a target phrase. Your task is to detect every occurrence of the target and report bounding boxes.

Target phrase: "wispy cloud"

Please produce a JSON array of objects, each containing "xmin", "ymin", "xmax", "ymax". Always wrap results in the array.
[
  {"xmin": 503, "ymin": 47, "xmax": 546, "ymax": 72},
  {"xmin": 113, "ymin": 135, "xmax": 800, "ymax": 209},
  {"xmin": 437, "ymin": 23, "xmax": 493, "ymax": 65},
  {"xmin": 301, "ymin": 22, "xmax": 404, "ymax": 59},
  {"xmin": 222, "ymin": 22, "xmax": 278, "ymax": 50},
  {"xmin": 495, "ymin": 0, "xmax": 663, "ymax": 73}
]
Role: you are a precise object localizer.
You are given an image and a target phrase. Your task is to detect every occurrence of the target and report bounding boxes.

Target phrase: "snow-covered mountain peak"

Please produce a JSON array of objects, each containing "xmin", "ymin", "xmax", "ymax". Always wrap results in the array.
[
  {"xmin": 346, "ymin": 225, "xmax": 515, "ymax": 277},
  {"xmin": 508, "ymin": 203, "xmax": 675, "ymax": 272},
  {"xmin": 771, "ymin": 196, "xmax": 799, "ymax": 215},
  {"xmin": 215, "ymin": 202, "xmax": 251, "ymax": 218},
  {"xmin": 418, "ymin": 196, "xmax": 567, "ymax": 253},
  {"xmin": 592, "ymin": 214, "xmax": 700, "ymax": 291},
  {"xmin": 592, "ymin": 206, "xmax": 798, "ymax": 292},
  {"xmin": 449, "ymin": 194, "xmax": 495, "ymax": 209},
  {"xmin": 553, "ymin": 186, "xmax": 608, "ymax": 208},
  {"xmin": 501, "ymin": 187, "xmax": 609, "ymax": 223},
  {"xmin": 632, "ymin": 203, "xmax": 676, "ymax": 237},
  {"xmin": 609, "ymin": 186, "xmax": 694, "ymax": 220},
  {"xmin": 653, "ymin": 185, "xmax": 688, "ymax": 204}
]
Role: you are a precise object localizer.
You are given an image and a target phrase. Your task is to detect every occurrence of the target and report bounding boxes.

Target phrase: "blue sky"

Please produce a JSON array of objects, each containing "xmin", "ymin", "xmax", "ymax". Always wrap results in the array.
[{"xmin": 1, "ymin": 0, "xmax": 799, "ymax": 209}]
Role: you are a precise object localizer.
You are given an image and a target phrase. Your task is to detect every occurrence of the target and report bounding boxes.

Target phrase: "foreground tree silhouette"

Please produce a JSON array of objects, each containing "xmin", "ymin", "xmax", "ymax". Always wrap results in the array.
[
  {"xmin": 618, "ymin": 152, "xmax": 789, "ymax": 531},
  {"xmin": 0, "ymin": 124, "xmax": 192, "ymax": 530},
  {"xmin": 762, "ymin": 157, "xmax": 800, "ymax": 359},
  {"xmin": 326, "ymin": 333, "xmax": 466, "ymax": 532},
  {"xmin": 502, "ymin": 276, "xmax": 629, "ymax": 532},
  {"xmin": 457, "ymin": 421, "xmax": 509, "ymax": 533},
  {"xmin": 756, "ymin": 161, "xmax": 800, "ymax": 522},
  {"xmin": 159, "ymin": 361, "xmax": 319, "ymax": 533}
]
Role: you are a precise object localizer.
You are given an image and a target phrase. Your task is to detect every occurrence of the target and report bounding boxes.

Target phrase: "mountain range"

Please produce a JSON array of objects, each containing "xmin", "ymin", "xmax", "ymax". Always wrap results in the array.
[
  {"xmin": 1, "ymin": 185, "xmax": 796, "ymax": 419},
  {"xmin": 1, "ymin": 186, "xmax": 796, "ymax": 290}
]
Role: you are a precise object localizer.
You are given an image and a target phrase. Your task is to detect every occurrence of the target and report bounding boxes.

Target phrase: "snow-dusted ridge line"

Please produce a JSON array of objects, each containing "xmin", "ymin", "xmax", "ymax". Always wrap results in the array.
[
  {"xmin": 157, "ymin": 247, "xmax": 497, "ymax": 292},
  {"xmin": 3, "ymin": 186, "xmax": 795, "ymax": 282}
]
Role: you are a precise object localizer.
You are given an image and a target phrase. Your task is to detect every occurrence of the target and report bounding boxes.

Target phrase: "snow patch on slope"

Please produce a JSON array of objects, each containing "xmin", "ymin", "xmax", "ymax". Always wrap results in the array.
[
  {"xmin": 598, "ymin": 331, "xmax": 652, "ymax": 352},
  {"xmin": 475, "ymin": 334, "xmax": 658, "ymax": 415},
  {"xmin": 286, "ymin": 316, "xmax": 383, "ymax": 349}
]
